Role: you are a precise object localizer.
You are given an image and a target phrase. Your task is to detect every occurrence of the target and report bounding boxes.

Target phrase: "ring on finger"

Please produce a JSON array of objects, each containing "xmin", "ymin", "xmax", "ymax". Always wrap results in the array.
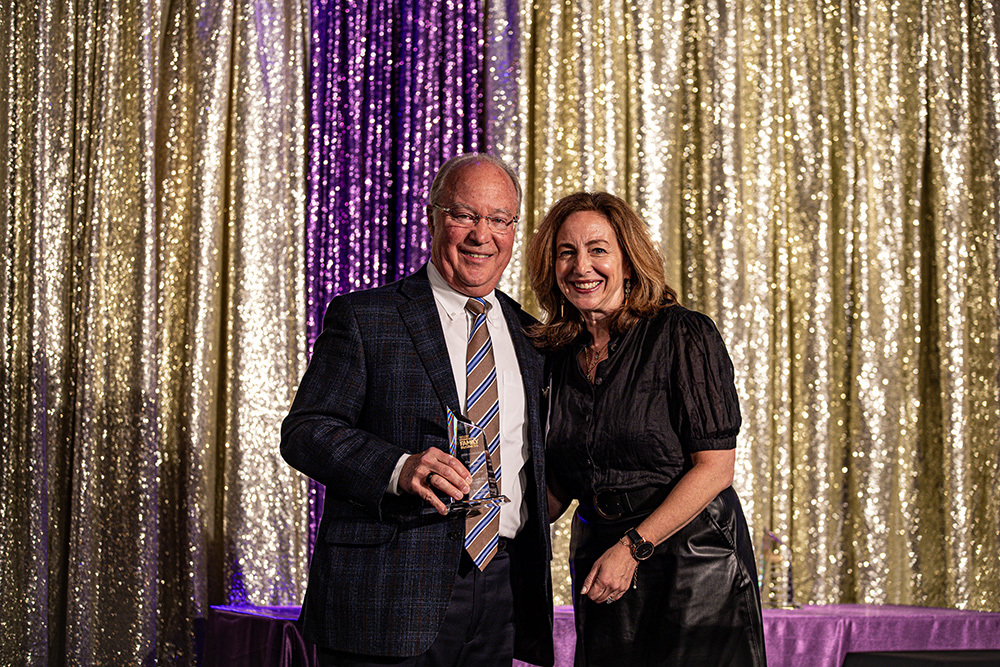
[{"xmin": 425, "ymin": 472, "xmax": 437, "ymax": 486}]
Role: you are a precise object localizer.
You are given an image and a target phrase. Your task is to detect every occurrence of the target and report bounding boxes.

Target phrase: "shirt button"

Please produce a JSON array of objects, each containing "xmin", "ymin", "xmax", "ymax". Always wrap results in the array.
[
  {"xmin": 595, "ymin": 378, "xmax": 603, "ymax": 386},
  {"xmin": 585, "ymin": 415, "xmax": 592, "ymax": 423}
]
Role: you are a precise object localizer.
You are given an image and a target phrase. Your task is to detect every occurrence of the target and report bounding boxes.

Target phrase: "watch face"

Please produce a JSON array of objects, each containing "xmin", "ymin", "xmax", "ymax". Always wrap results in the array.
[{"xmin": 634, "ymin": 541, "xmax": 655, "ymax": 560}]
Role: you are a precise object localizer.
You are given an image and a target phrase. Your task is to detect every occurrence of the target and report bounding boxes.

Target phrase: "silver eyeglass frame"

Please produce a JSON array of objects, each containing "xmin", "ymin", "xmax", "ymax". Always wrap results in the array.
[{"xmin": 430, "ymin": 203, "xmax": 518, "ymax": 233}]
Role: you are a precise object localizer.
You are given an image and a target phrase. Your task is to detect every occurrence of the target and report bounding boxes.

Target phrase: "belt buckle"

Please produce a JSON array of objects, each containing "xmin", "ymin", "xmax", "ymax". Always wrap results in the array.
[{"xmin": 593, "ymin": 490, "xmax": 623, "ymax": 520}]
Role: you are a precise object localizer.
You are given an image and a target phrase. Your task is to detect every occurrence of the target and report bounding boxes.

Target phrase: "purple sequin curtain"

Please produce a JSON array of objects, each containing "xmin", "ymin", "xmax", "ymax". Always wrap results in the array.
[{"xmin": 306, "ymin": 0, "xmax": 487, "ymax": 550}]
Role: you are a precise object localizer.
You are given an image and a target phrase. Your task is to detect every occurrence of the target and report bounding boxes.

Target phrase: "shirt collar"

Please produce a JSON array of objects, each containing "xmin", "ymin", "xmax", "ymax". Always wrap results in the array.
[
  {"xmin": 427, "ymin": 261, "xmax": 503, "ymax": 324},
  {"xmin": 572, "ymin": 324, "xmax": 625, "ymax": 355}
]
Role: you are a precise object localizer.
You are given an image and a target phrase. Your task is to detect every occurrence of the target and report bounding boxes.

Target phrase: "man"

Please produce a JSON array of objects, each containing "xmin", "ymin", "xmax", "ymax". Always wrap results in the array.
[{"xmin": 281, "ymin": 154, "xmax": 553, "ymax": 666}]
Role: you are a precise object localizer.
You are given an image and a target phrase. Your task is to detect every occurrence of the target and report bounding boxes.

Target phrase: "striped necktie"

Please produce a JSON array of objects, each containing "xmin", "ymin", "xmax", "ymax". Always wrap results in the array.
[{"xmin": 464, "ymin": 297, "xmax": 501, "ymax": 570}]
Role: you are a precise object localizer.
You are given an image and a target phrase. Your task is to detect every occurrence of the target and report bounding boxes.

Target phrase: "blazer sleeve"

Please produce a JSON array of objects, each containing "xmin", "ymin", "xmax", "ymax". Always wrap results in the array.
[{"xmin": 280, "ymin": 296, "xmax": 407, "ymax": 519}]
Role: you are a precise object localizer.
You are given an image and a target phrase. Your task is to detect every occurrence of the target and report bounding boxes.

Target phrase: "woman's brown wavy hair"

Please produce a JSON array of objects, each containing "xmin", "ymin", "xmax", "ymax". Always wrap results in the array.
[{"xmin": 527, "ymin": 191, "xmax": 679, "ymax": 350}]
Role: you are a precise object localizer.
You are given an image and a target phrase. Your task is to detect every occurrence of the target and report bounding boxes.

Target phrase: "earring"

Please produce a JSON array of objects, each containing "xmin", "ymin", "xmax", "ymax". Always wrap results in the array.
[
  {"xmin": 559, "ymin": 294, "xmax": 565, "ymax": 319},
  {"xmin": 624, "ymin": 278, "xmax": 632, "ymax": 302}
]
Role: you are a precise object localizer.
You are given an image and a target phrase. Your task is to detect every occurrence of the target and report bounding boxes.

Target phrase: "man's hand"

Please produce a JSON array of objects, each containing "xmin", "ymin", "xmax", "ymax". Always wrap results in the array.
[{"xmin": 398, "ymin": 448, "xmax": 472, "ymax": 515}]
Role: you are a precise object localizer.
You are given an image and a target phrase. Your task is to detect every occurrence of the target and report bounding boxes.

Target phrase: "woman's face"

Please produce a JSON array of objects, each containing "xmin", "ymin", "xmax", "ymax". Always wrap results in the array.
[{"xmin": 554, "ymin": 211, "xmax": 631, "ymax": 324}]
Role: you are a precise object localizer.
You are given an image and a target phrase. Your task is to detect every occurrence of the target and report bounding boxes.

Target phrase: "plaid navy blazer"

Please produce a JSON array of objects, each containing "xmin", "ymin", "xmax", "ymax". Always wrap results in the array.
[{"xmin": 281, "ymin": 265, "xmax": 554, "ymax": 665}]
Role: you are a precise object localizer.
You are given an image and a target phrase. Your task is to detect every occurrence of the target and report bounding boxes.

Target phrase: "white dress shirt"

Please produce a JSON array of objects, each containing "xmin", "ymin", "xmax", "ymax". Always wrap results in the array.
[{"xmin": 388, "ymin": 262, "xmax": 530, "ymax": 538}]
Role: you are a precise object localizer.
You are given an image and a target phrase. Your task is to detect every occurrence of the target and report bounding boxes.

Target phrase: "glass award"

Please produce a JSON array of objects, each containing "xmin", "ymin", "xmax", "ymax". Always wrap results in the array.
[
  {"xmin": 444, "ymin": 406, "xmax": 509, "ymax": 515},
  {"xmin": 759, "ymin": 529, "xmax": 797, "ymax": 608}
]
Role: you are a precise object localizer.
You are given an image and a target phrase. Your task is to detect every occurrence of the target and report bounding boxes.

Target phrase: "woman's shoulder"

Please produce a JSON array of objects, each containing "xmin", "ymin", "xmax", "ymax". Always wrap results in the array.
[{"xmin": 645, "ymin": 303, "xmax": 723, "ymax": 340}]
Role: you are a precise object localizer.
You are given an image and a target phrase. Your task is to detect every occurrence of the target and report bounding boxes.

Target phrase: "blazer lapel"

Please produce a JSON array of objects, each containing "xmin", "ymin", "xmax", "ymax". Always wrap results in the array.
[
  {"xmin": 398, "ymin": 267, "xmax": 461, "ymax": 416},
  {"xmin": 498, "ymin": 293, "xmax": 552, "ymax": 550},
  {"xmin": 499, "ymin": 297, "xmax": 539, "ymax": 403},
  {"xmin": 498, "ymin": 294, "xmax": 543, "ymax": 451}
]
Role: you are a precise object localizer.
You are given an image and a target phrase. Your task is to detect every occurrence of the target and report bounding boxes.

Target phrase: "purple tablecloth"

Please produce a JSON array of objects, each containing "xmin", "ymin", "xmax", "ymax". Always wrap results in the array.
[
  {"xmin": 205, "ymin": 603, "xmax": 1000, "ymax": 667},
  {"xmin": 204, "ymin": 606, "xmax": 316, "ymax": 667},
  {"xmin": 765, "ymin": 604, "xmax": 1000, "ymax": 667}
]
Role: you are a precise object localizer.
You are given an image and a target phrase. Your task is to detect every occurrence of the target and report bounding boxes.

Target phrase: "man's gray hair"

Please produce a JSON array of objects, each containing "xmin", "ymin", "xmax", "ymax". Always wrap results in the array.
[{"xmin": 428, "ymin": 153, "xmax": 523, "ymax": 211}]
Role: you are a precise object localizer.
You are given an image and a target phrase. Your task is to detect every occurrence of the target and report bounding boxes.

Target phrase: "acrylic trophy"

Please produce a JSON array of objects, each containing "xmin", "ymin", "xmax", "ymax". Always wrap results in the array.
[
  {"xmin": 759, "ymin": 529, "xmax": 797, "ymax": 608},
  {"xmin": 443, "ymin": 406, "xmax": 509, "ymax": 515}
]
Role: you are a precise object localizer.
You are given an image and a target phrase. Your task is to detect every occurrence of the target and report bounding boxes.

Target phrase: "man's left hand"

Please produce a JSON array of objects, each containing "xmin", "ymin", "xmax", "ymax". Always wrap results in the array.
[{"xmin": 398, "ymin": 448, "xmax": 472, "ymax": 515}]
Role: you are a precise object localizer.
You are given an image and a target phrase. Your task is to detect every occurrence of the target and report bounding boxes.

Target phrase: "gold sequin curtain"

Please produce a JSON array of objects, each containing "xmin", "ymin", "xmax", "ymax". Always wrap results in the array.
[
  {"xmin": 510, "ymin": 0, "xmax": 1000, "ymax": 609},
  {"xmin": 1, "ymin": 0, "xmax": 308, "ymax": 663}
]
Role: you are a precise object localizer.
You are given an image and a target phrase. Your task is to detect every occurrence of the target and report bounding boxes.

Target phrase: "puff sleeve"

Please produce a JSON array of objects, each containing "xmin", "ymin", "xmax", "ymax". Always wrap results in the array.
[{"xmin": 668, "ymin": 310, "xmax": 742, "ymax": 452}]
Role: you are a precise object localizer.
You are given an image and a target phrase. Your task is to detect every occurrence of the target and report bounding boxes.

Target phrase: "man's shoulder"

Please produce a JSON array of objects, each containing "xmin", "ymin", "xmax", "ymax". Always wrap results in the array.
[{"xmin": 329, "ymin": 270, "xmax": 429, "ymax": 309}]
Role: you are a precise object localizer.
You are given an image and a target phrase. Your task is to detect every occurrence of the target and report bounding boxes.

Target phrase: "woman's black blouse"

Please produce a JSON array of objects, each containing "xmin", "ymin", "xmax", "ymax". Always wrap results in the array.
[{"xmin": 546, "ymin": 305, "xmax": 742, "ymax": 502}]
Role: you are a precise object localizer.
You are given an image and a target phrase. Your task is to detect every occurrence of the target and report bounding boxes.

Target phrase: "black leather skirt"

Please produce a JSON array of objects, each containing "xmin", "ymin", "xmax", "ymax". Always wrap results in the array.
[{"xmin": 569, "ymin": 486, "xmax": 766, "ymax": 666}]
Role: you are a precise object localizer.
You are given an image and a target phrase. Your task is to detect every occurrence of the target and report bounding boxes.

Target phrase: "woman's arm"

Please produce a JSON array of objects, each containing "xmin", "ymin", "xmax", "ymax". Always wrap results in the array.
[
  {"xmin": 633, "ymin": 448, "xmax": 735, "ymax": 544},
  {"xmin": 546, "ymin": 474, "xmax": 572, "ymax": 522},
  {"xmin": 579, "ymin": 448, "xmax": 735, "ymax": 602}
]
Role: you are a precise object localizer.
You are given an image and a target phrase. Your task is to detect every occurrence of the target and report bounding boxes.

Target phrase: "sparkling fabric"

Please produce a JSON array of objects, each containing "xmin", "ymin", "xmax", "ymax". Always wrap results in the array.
[
  {"xmin": 484, "ymin": 0, "xmax": 529, "ymax": 300},
  {"xmin": 513, "ymin": 0, "xmax": 1000, "ymax": 610},
  {"xmin": 5, "ymin": 0, "xmax": 1000, "ymax": 664},
  {"xmin": 305, "ymin": 0, "xmax": 491, "ymax": 549},
  {"xmin": 1, "ymin": 0, "xmax": 308, "ymax": 663},
  {"xmin": 307, "ymin": 0, "xmax": 487, "ymax": 344}
]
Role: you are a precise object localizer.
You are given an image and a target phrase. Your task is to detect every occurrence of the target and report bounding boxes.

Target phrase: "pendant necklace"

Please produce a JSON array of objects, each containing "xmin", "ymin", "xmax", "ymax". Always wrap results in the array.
[{"xmin": 584, "ymin": 341, "xmax": 609, "ymax": 383}]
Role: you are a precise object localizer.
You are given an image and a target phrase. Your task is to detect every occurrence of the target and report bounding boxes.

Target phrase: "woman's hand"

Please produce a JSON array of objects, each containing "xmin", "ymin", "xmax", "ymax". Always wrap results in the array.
[
  {"xmin": 579, "ymin": 541, "xmax": 637, "ymax": 604},
  {"xmin": 575, "ymin": 449, "xmax": 736, "ymax": 603}
]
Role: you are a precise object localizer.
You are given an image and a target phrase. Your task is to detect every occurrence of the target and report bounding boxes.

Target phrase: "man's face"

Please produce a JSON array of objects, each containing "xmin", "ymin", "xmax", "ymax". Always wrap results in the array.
[{"xmin": 428, "ymin": 162, "xmax": 518, "ymax": 297}]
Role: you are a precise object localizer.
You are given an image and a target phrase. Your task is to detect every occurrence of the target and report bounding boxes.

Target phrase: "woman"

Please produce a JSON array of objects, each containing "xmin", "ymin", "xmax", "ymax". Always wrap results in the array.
[{"xmin": 527, "ymin": 192, "xmax": 765, "ymax": 666}]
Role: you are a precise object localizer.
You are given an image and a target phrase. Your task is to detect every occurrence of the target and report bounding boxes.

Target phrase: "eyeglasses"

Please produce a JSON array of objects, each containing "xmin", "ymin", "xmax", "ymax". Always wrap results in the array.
[{"xmin": 431, "ymin": 203, "xmax": 518, "ymax": 233}]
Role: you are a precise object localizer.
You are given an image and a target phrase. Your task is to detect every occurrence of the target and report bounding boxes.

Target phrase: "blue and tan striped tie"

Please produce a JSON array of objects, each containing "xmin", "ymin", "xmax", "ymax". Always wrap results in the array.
[{"xmin": 464, "ymin": 297, "xmax": 501, "ymax": 570}]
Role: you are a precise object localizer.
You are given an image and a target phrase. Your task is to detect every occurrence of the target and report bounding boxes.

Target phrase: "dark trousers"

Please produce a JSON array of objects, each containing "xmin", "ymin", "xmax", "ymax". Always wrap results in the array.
[{"xmin": 317, "ymin": 547, "xmax": 515, "ymax": 667}]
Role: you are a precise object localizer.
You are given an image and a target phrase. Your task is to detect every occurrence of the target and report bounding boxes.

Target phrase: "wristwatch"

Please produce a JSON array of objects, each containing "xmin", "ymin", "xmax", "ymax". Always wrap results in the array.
[{"xmin": 621, "ymin": 528, "xmax": 655, "ymax": 561}]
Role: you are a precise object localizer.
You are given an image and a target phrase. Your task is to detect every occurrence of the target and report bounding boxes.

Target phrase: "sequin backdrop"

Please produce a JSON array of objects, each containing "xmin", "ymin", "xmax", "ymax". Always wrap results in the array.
[
  {"xmin": 1, "ymin": 0, "xmax": 308, "ymax": 663},
  {"xmin": 513, "ymin": 0, "xmax": 1000, "ymax": 610},
  {"xmin": 305, "ymin": 0, "xmax": 494, "ymax": 551},
  {"xmin": 3, "ymin": 0, "xmax": 1000, "ymax": 663}
]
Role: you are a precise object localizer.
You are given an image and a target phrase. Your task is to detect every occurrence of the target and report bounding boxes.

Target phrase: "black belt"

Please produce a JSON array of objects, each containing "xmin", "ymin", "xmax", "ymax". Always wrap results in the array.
[{"xmin": 584, "ymin": 486, "xmax": 671, "ymax": 521}]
